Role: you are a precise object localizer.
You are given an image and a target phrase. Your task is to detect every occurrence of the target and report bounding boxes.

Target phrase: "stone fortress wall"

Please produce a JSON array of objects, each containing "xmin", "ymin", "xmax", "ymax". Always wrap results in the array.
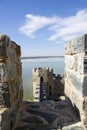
[
  {"xmin": 65, "ymin": 34, "xmax": 87, "ymax": 128},
  {"xmin": 32, "ymin": 67, "xmax": 64, "ymax": 102},
  {"xmin": 0, "ymin": 34, "xmax": 87, "ymax": 129},
  {"xmin": 0, "ymin": 35, "xmax": 23, "ymax": 130}
]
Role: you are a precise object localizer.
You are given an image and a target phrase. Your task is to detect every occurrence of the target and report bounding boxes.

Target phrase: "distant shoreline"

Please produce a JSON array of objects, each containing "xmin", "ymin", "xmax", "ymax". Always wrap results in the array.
[{"xmin": 21, "ymin": 56, "xmax": 64, "ymax": 59}]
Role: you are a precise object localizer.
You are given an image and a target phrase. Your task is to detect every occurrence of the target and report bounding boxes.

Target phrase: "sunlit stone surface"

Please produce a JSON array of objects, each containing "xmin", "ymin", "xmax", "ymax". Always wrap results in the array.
[
  {"xmin": 0, "ymin": 35, "xmax": 23, "ymax": 130},
  {"xmin": 65, "ymin": 34, "xmax": 87, "ymax": 129}
]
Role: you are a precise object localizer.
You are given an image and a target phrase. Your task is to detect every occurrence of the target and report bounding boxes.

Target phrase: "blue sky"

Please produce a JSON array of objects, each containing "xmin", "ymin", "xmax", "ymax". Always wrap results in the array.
[{"xmin": 0, "ymin": 0, "xmax": 87, "ymax": 56}]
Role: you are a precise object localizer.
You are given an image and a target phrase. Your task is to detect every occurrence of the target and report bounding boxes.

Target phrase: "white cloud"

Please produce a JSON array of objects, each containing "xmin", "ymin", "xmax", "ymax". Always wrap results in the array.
[
  {"xmin": 19, "ymin": 9, "xmax": 87, "ymax": 43},
  {"xmin": 19, "ymin": 14, "xmax": 59, "ymax": 38}
]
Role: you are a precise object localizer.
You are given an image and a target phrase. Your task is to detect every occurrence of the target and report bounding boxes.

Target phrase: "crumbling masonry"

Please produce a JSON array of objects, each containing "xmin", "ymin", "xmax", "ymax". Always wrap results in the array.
[
  {"xmin": 65, "ymin": 34, "xmax": 87, "ymax": 129},
  {"xmin": 0, "ymin": 35, "xmax": 23, "ymax": 130},
  {"xmin": 32, "ymin": 68, "xmax": 64, "ymax": 102}
]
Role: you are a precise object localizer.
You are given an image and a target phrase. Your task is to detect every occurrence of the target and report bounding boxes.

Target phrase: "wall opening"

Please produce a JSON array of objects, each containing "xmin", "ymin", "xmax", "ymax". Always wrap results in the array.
[{"xmin": 49, "ymin": 86, "xmax": 52, "ymax": 96}]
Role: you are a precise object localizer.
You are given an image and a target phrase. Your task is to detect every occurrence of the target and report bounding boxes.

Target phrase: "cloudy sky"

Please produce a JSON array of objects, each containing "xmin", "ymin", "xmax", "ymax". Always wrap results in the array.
[{"xmin": 0, "ymin": 0, "xmax": 87, "ymax": 56}]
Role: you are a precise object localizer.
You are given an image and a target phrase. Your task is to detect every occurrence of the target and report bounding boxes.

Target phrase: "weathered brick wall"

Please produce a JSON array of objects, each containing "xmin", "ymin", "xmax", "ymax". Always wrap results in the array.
[
  {"xmin": 0, "ymin": 35, "xmax": 23, "ymax": 130},
  {"xmin": 65, "ymin": 34, "xmax": 87, "ymax": 128}
]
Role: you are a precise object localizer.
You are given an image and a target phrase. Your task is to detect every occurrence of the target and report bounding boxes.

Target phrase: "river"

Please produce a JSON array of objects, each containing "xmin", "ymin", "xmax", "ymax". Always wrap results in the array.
[{"xmin": 21, "ymin": 57, "xmax": 65, "ymax": 101}]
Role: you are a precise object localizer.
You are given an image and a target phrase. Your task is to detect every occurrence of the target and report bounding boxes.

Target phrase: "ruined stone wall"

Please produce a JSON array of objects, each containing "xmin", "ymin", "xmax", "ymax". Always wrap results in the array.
[
  {"xmin": 32, "ymin": 67, "xmax": 64, "ymax": 101},
  {"xmin": 32, "ymin": 67, "xmax": 53, "ymax": 101},
  {"xmin": 0, "ymin": 35, "xmax": 23, "ymax": 130},
  {"xmin": 65, "ymin": 34, "xmax": 87, "ymax": 128}
]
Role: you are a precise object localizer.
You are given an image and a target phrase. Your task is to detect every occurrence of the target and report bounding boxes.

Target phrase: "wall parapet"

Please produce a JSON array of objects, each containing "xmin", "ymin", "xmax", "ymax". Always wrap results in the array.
[
  {"xmin": 32, "ymin": 67, "xmax": 64, "ymax": 102},
  {"xmin": 0, "ymin": 34, "xmax": 23, "ymax": 130},
  {"xmin": 65, "ymin": 34, "xmax": 87, "ymax": 129}
]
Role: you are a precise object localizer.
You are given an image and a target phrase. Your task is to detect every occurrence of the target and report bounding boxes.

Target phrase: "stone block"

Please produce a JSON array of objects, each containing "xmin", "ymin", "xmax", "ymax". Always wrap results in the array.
[
  {"xmin": 65, "ymin": 41, "xmax": 73, "ymax": 55},
  {"xmin": 65, "ymin": 67, "xmax": 84, "ymax": 93},
  {"xmin": 65, "ymin": 80, "xmax": 84, "ymax": 119},
  {"xmin": 65, "ymin": 53, "xmax": 87, "ymax": 74},
  {"xmin": 84, "ymin": 56, "xmax": 87, "ymax": 73},
  {"xmin": 0, "ymin": 62, "xmax": 21, "ymax": 82},
  {"xmin": 16, "ymin": 63, "xmax": 21, "ymax": 76},
  {"xmin": 0, "ymin": 83, "xmax": 10, "ymax": 108},
  {"xmin": 82, "ymin": 76, "xmax": 87, "ymax": 96},
  {"xmin": 1, "ymin": 110, "xmax": 11, "ymax": 130},
  {"xmin": 71, "ymin": 87, "xmax": 83, "ymax": 112},
  {"xmin": 16, "ymin": 45, "xmax": 21, "ymax": 56},
  {"xmin": 10, "ymin": 80, "xmax": 20, "ymax": 104},
  {"xmin": 70, "ymin": 72, "xmax": 87, "ymax": 96},
  {"xmin": 69, "ymin": 71, "xmax": 83, "ymax": 92},
  {"xmin": 7, "ymin": 41, "xmax": 17, "ymax": 62},
  {"xmin": 9, "ymin": 49, "xmax": 16, "ymax": 62},
  {"xmin": 65, "ymin": 55, "xmax": 74, "ymax": 69},
  {"xmin": 73, "ymin": 54, "xmax": 84, "ymax": 73},
  {"xmin": 0, "ymin": 63, "xmax": 7, "ymax": 82},
  {"xmin": 65, "ymin": 81, "xmax": 72, "ymax": 100},
  {"xmin": 0, "ymin": 35, "xmax": 21, "ymax": 63},
  {"xmin": 0, "ymin": 35, "xmax": 10, "ymax": 61},
  {"xmin": 83, "ymin": 97, "xmax": 87, "ymax": 128},
  {"xmin": 65, "ymin": 34, "xmax": 87, "ymax": 55},
  {"xmin": 6, "ymin": 63, "xmax": 16, "ymax": 81}
]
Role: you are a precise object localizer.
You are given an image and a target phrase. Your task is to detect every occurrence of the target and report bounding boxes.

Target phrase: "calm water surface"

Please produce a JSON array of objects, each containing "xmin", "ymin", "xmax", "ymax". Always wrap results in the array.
[{"xmin": 22, "ymin": 58, "xmax": 65, "ymax": 101}]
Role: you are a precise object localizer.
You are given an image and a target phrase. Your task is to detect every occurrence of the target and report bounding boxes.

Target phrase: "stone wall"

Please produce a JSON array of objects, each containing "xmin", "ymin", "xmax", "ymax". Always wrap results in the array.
[
  {"xmin": 0, "ymin": 35, "xmax": 23, "ymax": 130},
  {"xmin": 65, "ymin": 34, "xmax": 87, "ymax": 128},
  {"xmin": 32, "ymin": 68, "xmax": 53, "ymax": 102},
  {"xmin": 32, "ymin": 67, "xmax": 64, "ymax": 102}
]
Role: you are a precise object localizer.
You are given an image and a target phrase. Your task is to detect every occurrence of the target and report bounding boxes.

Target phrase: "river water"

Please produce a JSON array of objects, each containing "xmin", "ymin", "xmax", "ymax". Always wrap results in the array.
[{"xmin": 21, "ymin": 57, "xmax": 65, "ymax": 101}]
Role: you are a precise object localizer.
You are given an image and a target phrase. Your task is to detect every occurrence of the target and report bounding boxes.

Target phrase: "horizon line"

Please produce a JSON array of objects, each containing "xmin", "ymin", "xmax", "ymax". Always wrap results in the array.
[{"xmin": 21, "ymin": 56, "xmax": 64, "ymax": 59}]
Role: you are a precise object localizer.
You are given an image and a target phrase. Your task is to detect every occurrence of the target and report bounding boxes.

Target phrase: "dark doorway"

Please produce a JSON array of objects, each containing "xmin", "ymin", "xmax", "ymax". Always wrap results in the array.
[{"xmin": 49, "ymin": 86, "xmax": 52, "ymax": 96}]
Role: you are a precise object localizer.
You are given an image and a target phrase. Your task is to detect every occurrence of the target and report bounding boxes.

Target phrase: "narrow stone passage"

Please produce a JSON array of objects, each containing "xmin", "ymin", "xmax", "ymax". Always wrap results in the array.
[{"xmin": 13, "ymin": 99, "xmax": 83, "ymax": 130}]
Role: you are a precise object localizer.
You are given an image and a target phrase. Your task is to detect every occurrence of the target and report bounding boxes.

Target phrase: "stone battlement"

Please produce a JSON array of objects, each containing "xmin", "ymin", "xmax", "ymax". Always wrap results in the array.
[
  {"xmin": 65, "ymin": 34, "xmax": 87, "ymax": 55},
  {"xmin": 32, "ymin": 67, "xmax": 53, "ymax": 76},
  {"xmin": 32, "ymin": 67, "xmax": 64, "ymax": 102},
  {"xmin": 65, "ymin": 34, "xmax": 87, "ymax": 129},
  {"xmin": 0, "ymin": 35, "xmax": 21, "ymax": 63},
  {"xmin": 0, "ymin": 35, "xmax": 23, "ymax": 130}
]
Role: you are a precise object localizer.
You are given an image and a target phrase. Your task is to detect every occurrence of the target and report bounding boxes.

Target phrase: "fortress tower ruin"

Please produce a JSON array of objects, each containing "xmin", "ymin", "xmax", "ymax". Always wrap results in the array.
[{"xmin": 32, "ymin": 67, "xmax": 64, "ymax": 102}]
